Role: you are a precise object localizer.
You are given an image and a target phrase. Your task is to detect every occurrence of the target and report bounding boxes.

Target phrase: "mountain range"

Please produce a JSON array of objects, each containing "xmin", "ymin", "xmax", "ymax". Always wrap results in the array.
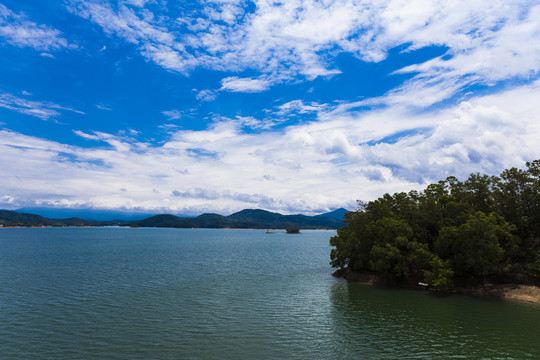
[{"xmin": 0, "ymin": 208, "xmax": 349, "ymax": 229}]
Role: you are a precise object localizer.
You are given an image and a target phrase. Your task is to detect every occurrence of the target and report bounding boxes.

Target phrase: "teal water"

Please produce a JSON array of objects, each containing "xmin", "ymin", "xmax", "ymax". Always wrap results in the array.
[{"xmin": 1, "ymin": 228, "xmax": 540, "ymax": 359}]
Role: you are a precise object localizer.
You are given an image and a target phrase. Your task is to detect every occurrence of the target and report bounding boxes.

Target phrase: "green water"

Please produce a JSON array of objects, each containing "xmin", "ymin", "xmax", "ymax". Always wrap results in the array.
[{"xmin": 1, "ymin": 228, "xmax": 539, "ymax": 359}]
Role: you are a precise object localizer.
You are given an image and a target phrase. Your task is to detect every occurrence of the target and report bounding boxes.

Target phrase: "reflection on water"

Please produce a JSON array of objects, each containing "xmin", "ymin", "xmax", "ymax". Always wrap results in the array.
[
  {"xmin": 1, "ymin": 228, "xmax": 540, "ymax": 359},
  {"xmin": 329, "ymin": 280, "xmax": 540, "ymax": 359}
]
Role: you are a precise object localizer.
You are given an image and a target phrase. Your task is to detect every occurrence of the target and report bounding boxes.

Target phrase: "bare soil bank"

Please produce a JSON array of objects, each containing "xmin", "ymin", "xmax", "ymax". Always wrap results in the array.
[{"xmin": 333, "ymin": 268, "xmax": 540, "ymax": 304}]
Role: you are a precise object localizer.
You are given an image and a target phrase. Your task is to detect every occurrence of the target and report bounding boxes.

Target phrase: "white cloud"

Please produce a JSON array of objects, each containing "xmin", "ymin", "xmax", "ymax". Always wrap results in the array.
[
  {"xmin": 0, "ymin": 3, "xmax": 74, "ymax": 51},
  {"xmin": 66, "ymin": 1, "xmax": 540, "ymax": 102},
  {"xmin": 3, "ymin": 82, "xmax": 540, "ymax": 214},
  {"xmin": 67, "ymin": 1, "xmax": 196, "ymax": 73},
  {"xmin": 276, "ymin": 100, "xmax": 327, "ymax": 115},
  {"xmin": 96, "ymin": 103, "xmax": 113, "ymax": 111},
  {"xmin": 39, "ymin": 52, "xmax": 55, "ymax": 58},
  {"xmin": 123, "ymin": 0, "xmax": 151, "ymax": 7},
  {"xmin": 73, "ymin": 130, "xmax": 133, "ymax": 152},
  {"xmin": 0, "ymin": 92, "xmax": 84, "ymax": 120},
  {"xmin": 234, "ymin": 115, "xmax": 277, "ymax": 130},
  {"xmin": 73, "ymin": 130, "xmax": 102, "ymax": 141},
  {"xmin": 377, "ymin": 3, "xmax": 540, "ymax": 108},
  {"xmin": 195, "ymin": 89, "xmax": 217, "ymax": 102},
  {"xmin": 3, "ymin": 1, "xmax": 540, "ymax": 215},
  {"xmin": 161, "ymin": 109, "xmax": 182, "ymax": 120},
  {"xmin": 220, "ymin": 76, "xmax": 271, "ymax": 93},
  {"xmin": 61, "ymin": 0, "xmax": 540, "ymax": 106}
]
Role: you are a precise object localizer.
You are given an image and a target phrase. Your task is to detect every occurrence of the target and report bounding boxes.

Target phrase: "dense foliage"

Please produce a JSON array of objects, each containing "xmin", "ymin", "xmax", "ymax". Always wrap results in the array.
[
  {"xmin": 133, "ymin": 209, "xmax": 343, "ymax": 229},
  {"xmin": 330, "ymin": 160, "xmax": 540, "ymax": 290},
  {"xmin": 0, "ymin": 210, "xmax": 111, "ymax": 227}
]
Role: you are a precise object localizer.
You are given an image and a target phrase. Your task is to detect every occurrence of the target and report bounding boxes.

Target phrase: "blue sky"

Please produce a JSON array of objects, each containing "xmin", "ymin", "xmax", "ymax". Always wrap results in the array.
[{"xmin": 1, "ymin": 0, "xmax": 540, "ymax": 216}]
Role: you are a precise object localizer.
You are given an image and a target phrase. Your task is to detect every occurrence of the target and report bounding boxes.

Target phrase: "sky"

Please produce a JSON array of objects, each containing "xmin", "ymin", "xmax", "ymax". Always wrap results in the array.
[{"xmin": 1, "ymin": 0, "xmax": 540, "ymax": 216}]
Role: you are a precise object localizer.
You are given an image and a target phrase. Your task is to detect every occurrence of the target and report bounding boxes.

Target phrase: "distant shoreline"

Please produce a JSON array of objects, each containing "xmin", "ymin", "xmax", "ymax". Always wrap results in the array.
[
  {"xmin": 0, "ymin": 208, "xmax": 347, "ymax": 230},
  {"xmin": 333, "ymin": 268, "xmax": 540, "ymax": 305},
  {"xmin": 0, "ymin": 225, "xmax": 336, "ymax": 231}
]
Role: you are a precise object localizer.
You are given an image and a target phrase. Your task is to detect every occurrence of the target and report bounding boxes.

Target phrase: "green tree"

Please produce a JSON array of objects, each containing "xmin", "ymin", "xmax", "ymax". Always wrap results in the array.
[
  {"xmin": 330, "ymin": 210, "xmax": 375, "ymax": 271},
  {"xmin": 435, "ymin": 212, "xmax": 506, "ymax": 278},
  {"xmin": 368, "ymin": 218, "xmax": 433, "ymax": 278},
  {"xmin": 330, "ymin": 159, "xmax": 540, "ymax": 288},
  {"xmin": 423, "ymin": 257, "xmax": 454, "ymax": 291}
]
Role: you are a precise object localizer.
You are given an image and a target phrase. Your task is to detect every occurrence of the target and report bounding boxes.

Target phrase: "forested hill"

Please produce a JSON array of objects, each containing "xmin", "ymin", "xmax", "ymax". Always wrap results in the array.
[
  {"xmin": 0, "ymin": 208, "xmax": 347, "ymax": 229},
  {"xmin": 0, "ymin": 210, "xmax": 124, "ymax": 227},
  {"xmin": 330, "ymin": 160, "xmax": 540, "ymax": 291},
  {"xmin": 132, "ymin": 209, "xmax": 345, "ymax": 229}
]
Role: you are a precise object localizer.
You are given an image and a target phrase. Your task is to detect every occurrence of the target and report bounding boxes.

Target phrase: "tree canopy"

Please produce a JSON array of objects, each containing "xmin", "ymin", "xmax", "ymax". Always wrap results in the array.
[{"xmin": 330, "ymin": 160, "xmax": 540, "ymax": 291}]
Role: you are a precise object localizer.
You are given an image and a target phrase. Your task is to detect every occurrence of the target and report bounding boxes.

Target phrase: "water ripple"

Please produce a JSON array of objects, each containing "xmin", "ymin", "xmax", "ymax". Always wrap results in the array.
[{"xmin": 1, "ymin": 228, "xmax": 540, "ymax": 359}]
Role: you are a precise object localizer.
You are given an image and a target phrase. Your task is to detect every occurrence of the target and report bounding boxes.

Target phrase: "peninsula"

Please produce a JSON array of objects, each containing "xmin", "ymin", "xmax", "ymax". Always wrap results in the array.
[{"xmin": 330, "ymin": 160, "xmax": 540, "ymax": 303}]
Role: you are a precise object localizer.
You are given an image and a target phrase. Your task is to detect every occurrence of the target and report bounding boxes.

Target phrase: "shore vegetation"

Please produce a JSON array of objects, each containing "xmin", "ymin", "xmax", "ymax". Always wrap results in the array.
[{"xmin": 330, "ymin": 160, "xmax": 540, "ymax": 291}]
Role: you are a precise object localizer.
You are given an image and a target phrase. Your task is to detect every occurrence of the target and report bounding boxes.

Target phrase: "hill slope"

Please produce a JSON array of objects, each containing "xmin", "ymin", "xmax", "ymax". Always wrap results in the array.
[
  {"xmin": 1, "ymin": 208, "xmax": 348, "ymax": 229},
  {"xmin": 133, "ymin": 209, "xmax": 345, "ymax": 229}
]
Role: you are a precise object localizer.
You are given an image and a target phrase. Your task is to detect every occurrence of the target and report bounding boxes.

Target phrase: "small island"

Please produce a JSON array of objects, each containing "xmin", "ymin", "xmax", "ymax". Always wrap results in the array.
[{"xmin": 330, "ymin": 160, "xmax": 540, "ymax": 303}]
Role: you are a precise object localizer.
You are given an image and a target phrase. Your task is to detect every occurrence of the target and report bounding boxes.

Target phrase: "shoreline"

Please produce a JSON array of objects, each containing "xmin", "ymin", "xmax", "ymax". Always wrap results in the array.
[
  {"xmin": 0, "ymin": 225, "xmax": 336, "ymax": 230},
  {"xmin": 333, "ymin": 268, "xmax": 540, "ymax": 305}
]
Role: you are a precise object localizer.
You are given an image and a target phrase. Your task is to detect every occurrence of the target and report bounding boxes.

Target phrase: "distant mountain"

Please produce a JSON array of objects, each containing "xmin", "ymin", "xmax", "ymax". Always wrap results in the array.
[
  {"xmin": 0, "ymin": 210, "xmax": 49, "ymax": 225},
  {"xmin": 133, "ymin": 214, "xmax": 196, "ymax": 228},
  {"xmin": 15, "ymin": 207, "xmax": 160, "ymax": 221},
  {"xmin": 133, "ymin": 209, "xmax": 344, "ymax": 229},
  {"xmin": 315, "ymin": 208, "xmax": 349, "ymax": 221},
  {"xmin": 0, "ymin": 210, "xmax": 125, "ymax": 227},
  {"xmin": 0, "ymin": 208, "xmax": 347, "ymax": 229}
]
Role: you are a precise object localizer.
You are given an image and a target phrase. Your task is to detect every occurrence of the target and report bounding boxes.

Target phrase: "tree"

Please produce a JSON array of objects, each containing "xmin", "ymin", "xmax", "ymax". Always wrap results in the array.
[
  {"xmin": 435, "ymin": 212, "xmax": 506, "ymax": 278},
  {"xmin": 423, "ymin": 257, "xmax": 454, "ymax": 291},
  {"xmin": 330, "ymin": 210, "xmax": 375, "ymax": 271},
  {"xmin": 368, "ymin": 218, "xmax": 433, "ymax": 278},
  {"xmin": 330, "ymin": 159, "xmax": 540, "ymax": 288}
]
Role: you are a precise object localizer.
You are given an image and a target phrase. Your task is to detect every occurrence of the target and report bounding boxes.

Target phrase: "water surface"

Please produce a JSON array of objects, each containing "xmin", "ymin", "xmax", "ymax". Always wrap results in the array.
[{"xmin": 1, "ymin": 228, "xmax": 539, "ymax": 359}]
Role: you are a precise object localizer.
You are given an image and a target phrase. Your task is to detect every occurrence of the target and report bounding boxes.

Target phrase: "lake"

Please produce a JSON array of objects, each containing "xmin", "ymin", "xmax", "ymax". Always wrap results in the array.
[{"xmin": 1, "ymin": 227, "xmax": 540, "ymax": 359}]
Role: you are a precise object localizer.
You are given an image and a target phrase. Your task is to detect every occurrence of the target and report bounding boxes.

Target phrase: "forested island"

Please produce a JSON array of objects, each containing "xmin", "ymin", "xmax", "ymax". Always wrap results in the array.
[{"xmin": 330, "ymin": 160, "xmax": 540, "ymax": 299}]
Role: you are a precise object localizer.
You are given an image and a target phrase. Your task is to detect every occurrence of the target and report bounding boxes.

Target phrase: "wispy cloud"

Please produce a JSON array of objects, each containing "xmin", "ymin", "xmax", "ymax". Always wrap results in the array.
[
  {"xmin": 275, "ymin": 100, "xmax": 327, "ymax": 116},
  {"xmin": 3, "ymin": 1, "xmax": 540, "ymax": 216},
  {"xmin": 66, "ymin": 0, "xmax": 196, "ymax": 73},
  {"xmin": 161, "ymin": 109, "xmax": 182, "ymax": 120},
  {"xmin": 96, "ymin": 103, "xmax": 113, "ymax": 111},
  {"xmin": 195, "ymin": 89, "xmax": 217, "ymax": 102},
  {"xmin": 220, "ymin": 76, "xmax": 271, "ymax": 93},
  {"xmin": 3, "ymin": 81, "xmax": 540, "ymax": 214},
  {"xmin": 371, "ymin": 3, "xmax": 540, "ymax": 109},
  {"xmin": 0, "ymin": 92, "xmax": 84, "ymax": 120},
  {"xmin": 73, "ymin": 130, "xmax": 102, "ymax": 141},
  {"xmin": 0, "ymin": 3, "xmax": 74, "ymax": 51},
  {"xmin": 67, "ymin": 1, "xmax": 540, "ymax": 101},
  {"xmin": 172, "ymin": 187, "xmax": 276, "ymax": 206},
  {"xmin": 73, "ymin": 129, "xmax": 133, "ymax": 152}
]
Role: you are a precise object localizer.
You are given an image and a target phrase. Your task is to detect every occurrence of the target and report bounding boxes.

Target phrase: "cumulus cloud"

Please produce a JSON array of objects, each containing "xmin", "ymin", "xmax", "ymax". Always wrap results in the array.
[
  {"xmin": 0, "ymin": 3, "xmax": 74, "ymax": 51},
  {"xmin": 2, "ymin": 82, "xmax": 540, "ymax": 214}
]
